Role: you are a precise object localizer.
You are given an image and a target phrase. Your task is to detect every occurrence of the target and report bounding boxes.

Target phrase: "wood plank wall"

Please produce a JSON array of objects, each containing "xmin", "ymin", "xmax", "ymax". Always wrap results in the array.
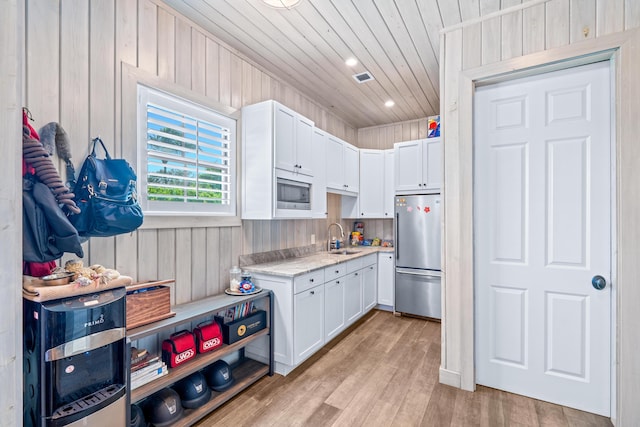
[
  {"xmin": 23, "ymin": 0, "xmax": 357, "ymax": 305},
  {"xmin": 1, "ymin": 0, "xmax": 23, "ymax": 423},
  {"xmin": 440, "ymin": 0, "xmax": 640, "ymax": 424}
]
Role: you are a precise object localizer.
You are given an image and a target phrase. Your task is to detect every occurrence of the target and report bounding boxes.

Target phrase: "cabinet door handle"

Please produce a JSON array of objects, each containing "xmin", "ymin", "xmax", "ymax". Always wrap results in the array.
[
  {"xmin": 310, "ymin": 291, "xmax": 315, "ymax": 295},
  {"xmin": 355, "ymin": 272, "xmax": 359, "ymax": 276},
  {"xmin": 336, "ymin": 280, "xmax": 340, "ymax": 284},
  {"xmin": 335, "ymin": 270, "xmax": 339, "ymax": 274},
  {"xmin": 310, "ymin": 278, "xmax": 314, "ymax": 283},
  {"xmin": 418, "ymin": 183, "xmax": 422, "ymax": 187}
]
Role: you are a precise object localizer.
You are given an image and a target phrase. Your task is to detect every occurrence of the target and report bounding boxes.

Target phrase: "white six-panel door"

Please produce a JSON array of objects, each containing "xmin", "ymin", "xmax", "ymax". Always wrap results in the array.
[{"xmin": 474, "ymin": 61, "xmax": 611, "ymax": 416}]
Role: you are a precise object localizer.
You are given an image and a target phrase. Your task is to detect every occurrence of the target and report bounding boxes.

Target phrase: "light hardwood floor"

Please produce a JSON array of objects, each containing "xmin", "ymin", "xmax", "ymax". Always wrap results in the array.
[{"xmin": 197, "ymin": 310, "xmax": 612, "ymax": 427}]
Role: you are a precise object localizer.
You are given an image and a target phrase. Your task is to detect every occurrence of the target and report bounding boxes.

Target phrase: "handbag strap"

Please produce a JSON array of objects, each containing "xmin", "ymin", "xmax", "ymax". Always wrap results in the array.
[{"xmin": 90, "ymin": 137, "xmax": 112, "ymax": 160}]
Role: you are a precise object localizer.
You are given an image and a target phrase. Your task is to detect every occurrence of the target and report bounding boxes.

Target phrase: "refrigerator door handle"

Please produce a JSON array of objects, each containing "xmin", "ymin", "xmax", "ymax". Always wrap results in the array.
[
  {"xmin": 396, "ymin": 268, "xmax": 442, "ymax": 278},
  {"xmin": 395, "ymin": 212, "xmax": 399, "ymax": 260}
]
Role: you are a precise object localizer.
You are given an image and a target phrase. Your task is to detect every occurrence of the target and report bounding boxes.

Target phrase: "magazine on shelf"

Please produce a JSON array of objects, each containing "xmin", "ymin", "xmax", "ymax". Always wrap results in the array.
[
  {"xmin": 222, "ymin": 301, "xmax": 257, "ymax": 323},
  {"xmin": 131, "ymin": 360, "xmax": 164, "ymax": 380},
  {"xmin": 131, "ymin": 354, "xmax": 160, "ymax": 372},
  {"xmin": 131, "ymin": 365, "xmax": 168, "ymax": 390}
]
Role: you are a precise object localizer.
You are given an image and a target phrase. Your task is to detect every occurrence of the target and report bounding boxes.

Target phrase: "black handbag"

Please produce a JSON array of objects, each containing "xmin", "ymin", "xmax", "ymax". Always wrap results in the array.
[{"xmin": 70, "ymin": 137, "xmax": 143, "ymax": 237}]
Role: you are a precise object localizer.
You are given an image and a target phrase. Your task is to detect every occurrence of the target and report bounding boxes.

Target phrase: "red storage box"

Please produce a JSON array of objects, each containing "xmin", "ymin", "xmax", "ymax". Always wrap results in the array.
[
  {"xmin": 162, "ymin": 330, "xmax": 196, "ymax": 368},
  {"xmin": 193, "ymin": 321, "xmax": 223, "ymax": 354}
]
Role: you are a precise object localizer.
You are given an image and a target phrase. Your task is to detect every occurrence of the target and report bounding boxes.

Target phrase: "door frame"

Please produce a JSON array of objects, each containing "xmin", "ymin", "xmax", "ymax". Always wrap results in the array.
[{"xmin": 440, "ymin": 28, "xmax": 640, "ymax": 425}]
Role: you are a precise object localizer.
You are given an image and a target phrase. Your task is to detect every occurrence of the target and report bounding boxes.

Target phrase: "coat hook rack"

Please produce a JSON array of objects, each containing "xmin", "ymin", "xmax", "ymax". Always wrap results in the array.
[{"xmin": 22, "ymin": 107, "xmax": 34, "ymax": 121}]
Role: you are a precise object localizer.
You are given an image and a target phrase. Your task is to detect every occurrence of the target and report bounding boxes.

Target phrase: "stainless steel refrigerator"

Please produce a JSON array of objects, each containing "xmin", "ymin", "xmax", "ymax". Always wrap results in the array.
[{"xmin": 394, "ymin": 194, "xmax": 441, "ymax": 319}]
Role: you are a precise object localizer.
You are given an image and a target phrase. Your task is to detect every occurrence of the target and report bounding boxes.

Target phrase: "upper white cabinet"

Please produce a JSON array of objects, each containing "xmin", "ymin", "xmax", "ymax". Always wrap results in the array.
[
  {"xmin": 394, "ymin": 137, "xmax": 442, "ymax": 193},
  {"xmin": 274, "ymin": 102, "xmax": 314, "ymax": 176},
  {"xmin": 343, "ymin": 143, "xmax": 359, "ymax": 191},
  {"xmin": 358, "ymin": 150, "xmax": 385, "ymax": 218},
  {"xmin": 326, "ymin": 135, "xmax": 359, "ymax": 195},
  {"xmin": 383, "ymin": 149, "xmax": 395, "ymax": 217},
  {"xmin": 311, "ymin": 128, "xmax": 328, "ymax": 218},
  {"xmin": 358, "ymin": 149, "xmax": 395, "ymax": 218},
  {"xmin": 242, "ymin": 100, "xmax": 314, "ymax": 219}
]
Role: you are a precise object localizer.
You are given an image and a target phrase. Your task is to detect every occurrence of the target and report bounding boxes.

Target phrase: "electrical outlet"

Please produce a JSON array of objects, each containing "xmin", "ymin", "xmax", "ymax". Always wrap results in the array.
[{"xmin": 310, "ymin": 234, "xmax": 315, "ymax": 244}]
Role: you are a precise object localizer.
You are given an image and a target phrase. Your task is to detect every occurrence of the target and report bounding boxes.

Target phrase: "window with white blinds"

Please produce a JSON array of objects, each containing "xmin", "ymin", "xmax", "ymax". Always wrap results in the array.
[{"xmin": 137, "ymin": 85, "xmax": 236, "ymax": 216}]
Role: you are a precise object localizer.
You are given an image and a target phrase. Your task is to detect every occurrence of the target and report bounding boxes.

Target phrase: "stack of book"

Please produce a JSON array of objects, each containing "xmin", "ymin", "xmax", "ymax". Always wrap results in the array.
[{"xmin": 130, "ymin": 347, "xmax": 168, "ymax": 390}]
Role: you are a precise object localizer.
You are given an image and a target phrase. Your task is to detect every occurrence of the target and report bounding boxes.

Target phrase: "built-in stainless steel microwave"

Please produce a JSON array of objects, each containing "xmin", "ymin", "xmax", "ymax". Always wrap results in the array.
[{"xmin": 276, "ymin": 177, "xmax": 311, "ymax": 210}]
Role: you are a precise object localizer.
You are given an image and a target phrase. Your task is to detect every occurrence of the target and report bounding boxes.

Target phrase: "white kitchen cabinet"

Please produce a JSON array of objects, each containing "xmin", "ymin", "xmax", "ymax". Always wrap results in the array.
[
  {"xmin": 326, "ymin": 135, "xmax": 359, "ymax": 194},
  {"xmin": 324, "ymin": 277, "xmax": 345, "ymax": 341},
  {"xmin": 394, "ymin": 137, "xmax": 442, "ymax": 193},
  {"xmin": 377, "ymin": 252, "xmax": 394, "ymax": 308},
  {"xmin": 358, "ymin": 149, "xmax": 395, "ymax": 218},
  {"xmin": 248, "ymin": 253, "xmax": 378, "ymax": 376},
  {"xmin": 383, "ymin": 149, "xmax": 395, "ymax": 217},
  {"xmin": 344, "ymin": 270, "xmax": 363, "ymax": 324},
  {"xmin": 274, "ymin": 102, "xmax": 313, "ymax": 176},
  {"xmin": 358, "ymin": 150, "xmax": 385, "ymax": 218},
  {"xmin": 311, "ymin": 128, "xmax": 327, "ymax": 218},
  {"xmin": 343, "ymin": 142, "xmax": 359, "ymax": 191},
  {"xmin": 362, "ymin": 263, "xmax": 377, "ymax": 312},
  {"xmin": 242, "ymin": 100, "xmax": 315, "ymax": 219},
  {"xmin": 294, "ymin": 283, "xmax": 324, "ymax": 365}
]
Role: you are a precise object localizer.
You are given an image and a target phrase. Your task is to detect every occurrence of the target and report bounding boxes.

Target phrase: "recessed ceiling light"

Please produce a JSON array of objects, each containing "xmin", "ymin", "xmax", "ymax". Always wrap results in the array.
[
  {"xmin": 345, "ymin": 57, "xmax": 358, "ymax": 67},
  {"xmin": 262, "ymin": 0, "xmax": 301, "ymax": 9},
  {"xmin": 385, "ymin": 100, "xmax": 395, "ymax": 107}
]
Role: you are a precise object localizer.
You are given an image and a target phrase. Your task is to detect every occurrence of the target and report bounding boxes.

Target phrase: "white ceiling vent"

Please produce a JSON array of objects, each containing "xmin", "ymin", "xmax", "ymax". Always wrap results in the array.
[{"xmin": 352, "ymin": 71, "xmax": 375, "ymax": 83}]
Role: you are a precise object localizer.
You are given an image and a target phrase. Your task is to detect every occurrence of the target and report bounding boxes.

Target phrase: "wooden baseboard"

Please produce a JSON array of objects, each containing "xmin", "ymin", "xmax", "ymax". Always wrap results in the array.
[{"xmin": 439, "ymin": 367, "xmax": 461, "ymax": 388}]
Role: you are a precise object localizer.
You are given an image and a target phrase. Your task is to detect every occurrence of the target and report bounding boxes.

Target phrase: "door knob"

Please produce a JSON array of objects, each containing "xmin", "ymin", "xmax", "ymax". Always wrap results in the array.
[{"xmin": 592, "ymin": 275, "xmax": 607, "ymax": 290}]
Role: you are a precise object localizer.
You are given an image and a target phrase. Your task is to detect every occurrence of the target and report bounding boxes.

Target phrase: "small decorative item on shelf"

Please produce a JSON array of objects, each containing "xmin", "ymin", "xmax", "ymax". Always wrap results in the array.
[
  {"xmin": 229, "ymin": 266, "xmax": 242, "ymax": 292},
  {"xmin": 239, "ymin": 272, "xmax": 255, "ymax": 293}
]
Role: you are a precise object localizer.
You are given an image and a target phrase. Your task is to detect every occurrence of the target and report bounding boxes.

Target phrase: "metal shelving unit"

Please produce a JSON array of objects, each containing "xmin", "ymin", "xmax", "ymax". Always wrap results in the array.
[{"xmin": 126, "ymin": 290, "xmax": 274, "ymax": 426}]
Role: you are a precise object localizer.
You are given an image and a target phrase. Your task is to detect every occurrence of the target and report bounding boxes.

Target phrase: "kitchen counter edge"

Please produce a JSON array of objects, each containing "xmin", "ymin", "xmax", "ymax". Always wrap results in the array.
[{"xmin": 242, "ymin": 247, "xmax": 394, "ymax": 277}]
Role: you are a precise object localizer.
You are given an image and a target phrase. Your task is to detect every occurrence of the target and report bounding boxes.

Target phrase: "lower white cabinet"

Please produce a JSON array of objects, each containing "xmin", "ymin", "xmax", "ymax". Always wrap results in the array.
[
  {"xmin": 324, "ymin": 277, "xmax": 345, "ymax": 341},
  {"xmin": 344, "ymin": 271, "xmax": 363, "ymax": 324},
  {"xmin": 294, "ymin": 283, "xmax": 324, "ymax": 364},
  {"xmin": 250, "ymin": 253, "xmax": 378, "ymax": 376},
  {"xmin": 377, "ymin": 252, "xmax": 394, "ymax": 308},
  {"xmin": 363, "ymin": 263, "xmax": 377, "ymax": 312}
]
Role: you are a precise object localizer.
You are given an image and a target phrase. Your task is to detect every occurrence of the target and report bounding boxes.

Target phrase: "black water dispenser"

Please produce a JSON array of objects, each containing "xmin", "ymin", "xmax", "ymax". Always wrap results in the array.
[{"xmin": 23, "ymin": 288, "xmax": 127, "ymax": 427}]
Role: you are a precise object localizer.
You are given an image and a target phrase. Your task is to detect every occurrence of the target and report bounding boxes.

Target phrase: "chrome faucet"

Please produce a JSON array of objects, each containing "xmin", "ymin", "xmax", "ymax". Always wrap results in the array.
[{"xmin": 327, "ymin": 222, "xmax": 345, "ymax": 252}]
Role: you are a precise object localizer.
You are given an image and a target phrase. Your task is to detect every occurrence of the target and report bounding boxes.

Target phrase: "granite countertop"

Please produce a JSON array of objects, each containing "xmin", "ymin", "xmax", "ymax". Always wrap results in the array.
[{"xmin": 242, "ymin": 246, "xmax": 394, "ymax": 277}]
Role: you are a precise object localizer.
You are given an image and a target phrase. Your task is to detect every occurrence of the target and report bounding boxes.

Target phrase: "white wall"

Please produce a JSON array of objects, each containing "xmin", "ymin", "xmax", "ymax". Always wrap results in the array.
[
  {"xmin": 22, "ymin": 0, "xmax": 357, "ymax": 303},
  {"xmin": 0, "ymin": 0, "xmax": 23, "ymax": 424},
  {"xmin": 440, "ymin": 0, "xmax": 640, "ymax": 424}
]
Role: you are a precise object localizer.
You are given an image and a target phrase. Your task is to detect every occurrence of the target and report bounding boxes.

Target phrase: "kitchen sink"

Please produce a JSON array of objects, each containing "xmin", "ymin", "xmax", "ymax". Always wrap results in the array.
[{"xmin": 328, "ymin": 249, "xmax": 361, "ymax": 255}]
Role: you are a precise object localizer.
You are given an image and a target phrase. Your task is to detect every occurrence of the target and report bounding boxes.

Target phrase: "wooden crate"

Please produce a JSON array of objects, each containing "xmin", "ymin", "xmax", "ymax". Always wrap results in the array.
[{"xmin": 126, "ymin": 280, "xmax": 175, "ymax": 330}]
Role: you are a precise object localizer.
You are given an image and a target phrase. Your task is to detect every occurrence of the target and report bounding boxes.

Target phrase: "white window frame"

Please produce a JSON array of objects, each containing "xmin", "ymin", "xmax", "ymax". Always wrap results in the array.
[{"xmin": 137, "ymin": 84, "xmax": 237, "ymax": 218}]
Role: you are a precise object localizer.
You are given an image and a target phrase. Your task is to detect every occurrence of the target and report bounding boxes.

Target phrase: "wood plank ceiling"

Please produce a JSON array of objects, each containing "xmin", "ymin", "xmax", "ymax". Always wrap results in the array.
[{"xmin": 162, "ymin": 0, "xmax": 500, "ymax": 129}]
